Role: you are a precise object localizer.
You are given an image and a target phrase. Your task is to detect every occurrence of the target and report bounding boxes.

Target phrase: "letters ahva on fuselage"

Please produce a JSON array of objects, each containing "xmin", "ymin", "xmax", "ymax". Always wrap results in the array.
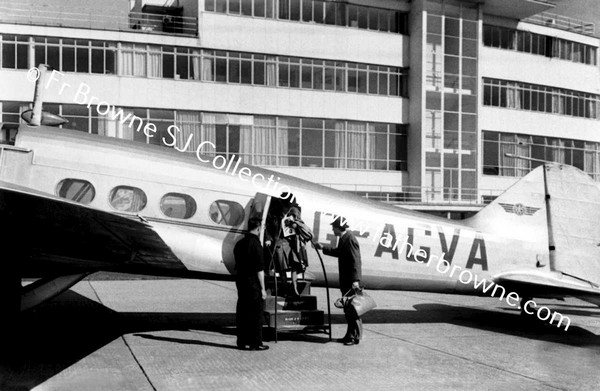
[{"xmin": 311, "ymin": 211, "xmax": 488, "ymax": 270}]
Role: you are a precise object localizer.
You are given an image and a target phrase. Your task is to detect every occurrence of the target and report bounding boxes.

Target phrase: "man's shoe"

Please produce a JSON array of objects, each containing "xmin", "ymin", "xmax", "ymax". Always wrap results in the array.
[
  {"xmin": 344, "ymin": 339, "xmax": 359, "ymax": 346},
  {"xmin": 249, "ymin": 345, "xmax": 269, "ymax": 351},
  {"xmin": 237, "ymin": 344, "xmax": 251, "ymax": 350},
  {"xmin": 337, "ymin": 336, "xmax": 352, "ymax": 343}
]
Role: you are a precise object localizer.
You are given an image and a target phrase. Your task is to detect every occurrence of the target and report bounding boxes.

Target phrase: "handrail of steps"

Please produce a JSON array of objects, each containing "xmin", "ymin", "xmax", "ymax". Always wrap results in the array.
[{"xmin": 311, "ymin": 241, "xmax": 332, "ymax": 342}]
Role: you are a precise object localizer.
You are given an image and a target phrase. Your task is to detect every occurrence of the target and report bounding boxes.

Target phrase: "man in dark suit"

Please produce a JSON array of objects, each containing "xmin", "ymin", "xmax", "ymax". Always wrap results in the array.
[
  {"xmin": 315, "ymin": 216, "xmax": 362, "ymax": 345},
  {"xmin": 233, "ymin": 217, "xmax": 269, "ymax": 351}
]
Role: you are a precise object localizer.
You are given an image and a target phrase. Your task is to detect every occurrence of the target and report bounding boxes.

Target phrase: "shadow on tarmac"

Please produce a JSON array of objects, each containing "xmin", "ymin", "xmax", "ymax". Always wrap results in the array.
[
  {"xmin": 1, "ymin": 291, "xmax": 599, "ymax": 390},
  {"xmin": 133, "ymin": 333, "xmax": 239, "ymax": 350}
]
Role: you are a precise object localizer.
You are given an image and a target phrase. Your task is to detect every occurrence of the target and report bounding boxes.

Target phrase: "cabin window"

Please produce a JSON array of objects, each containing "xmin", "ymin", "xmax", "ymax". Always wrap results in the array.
[
  {"xmin": 209, "ymin": 200, "xmax": 244, "ymax": 226},
  {"xmin": 56, "ymin": 179, "xmax": 95, "ymax": 204},
  {"xmin": 160, "ymin": 193, "xmax": 197, "ymax": 219},
  {"xmin": 109, "ymin": 186, "xmax": 147, "ymax": 212}
]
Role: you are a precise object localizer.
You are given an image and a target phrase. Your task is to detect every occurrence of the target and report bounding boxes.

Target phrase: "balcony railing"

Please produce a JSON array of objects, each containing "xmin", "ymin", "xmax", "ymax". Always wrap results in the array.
[
  {"xmin": 523, "ymin": 12, "xmax": 595, "ymax": 36},
  {"xmin": 321, "ymin": 183, "xmax": 505, "ymax": 206},
  {"xmin": 0, "ymin": 4, "xmax": 197, "ymax": 37}
]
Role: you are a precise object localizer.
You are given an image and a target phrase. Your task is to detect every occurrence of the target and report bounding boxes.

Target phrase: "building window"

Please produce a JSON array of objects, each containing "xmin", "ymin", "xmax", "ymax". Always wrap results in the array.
[
  {"xmin": 26, "ymin": 36, "xmax": 117, "ymax": 74},
  {"xmin": 160, "ymin": 193, "xmax": 197, "ymax": 219},
  {"xmin": 109, "ymin": 186, "xmax": 148, "ymax": 212},
  {"xmin": 56, "ymin": 178, "xmax": 95, "ymax": 204},
  {"xmin": 2, "ymin": 99, "xmax": 408, "ymax": 172},
  {"xmin": 204, "ymin": 0, "xmax": 408, "ymax": 34},
  {"xmin": 0, "ymin": 101, "xmax": 25, "ymax": 126},
  {"xmin": 483, "ymin": 25, "xmax": 598, "ymax": 65},
  {"xmin": 209, "ymin": 200, "xmax": 245, "ymax": 226},
  {"xmin": 483, "ymin": 131, "xmax": 599, "ymax": 179},
  {"xmin": 201, "ymin": 113, "xmax": 408, "ymax": 170},
  {"xmin": 483, "ymin": 78, "xmax": 600, "ymax": 120},
  {"xmin": 6, "ymin": 34, "xmax": 407, "ymax": 98},
  {"xmin": 0, "ymin": 35, "xmax": 29, "ymax": 69},
  {"xmin": 424, "ymin": 5, "xmax": 478, "ymax": 202}
]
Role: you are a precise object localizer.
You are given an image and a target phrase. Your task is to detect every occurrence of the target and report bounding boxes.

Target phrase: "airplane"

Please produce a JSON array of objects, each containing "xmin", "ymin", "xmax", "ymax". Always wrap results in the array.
[{"xmin": 2, "ymin": 68, "xmax": 600, "ymax": 332}]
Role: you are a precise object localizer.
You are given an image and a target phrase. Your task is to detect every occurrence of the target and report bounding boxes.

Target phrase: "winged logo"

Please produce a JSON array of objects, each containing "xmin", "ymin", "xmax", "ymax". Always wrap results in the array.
[{"xmin": 498, "ymin": 202, "xmax": 540, "ymax": 216}]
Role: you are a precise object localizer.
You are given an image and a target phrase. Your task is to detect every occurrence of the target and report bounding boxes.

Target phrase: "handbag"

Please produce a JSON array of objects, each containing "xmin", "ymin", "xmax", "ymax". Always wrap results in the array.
[{"xmin": 339, "ymin": 288, "xmax": 377, "ymax": 317}]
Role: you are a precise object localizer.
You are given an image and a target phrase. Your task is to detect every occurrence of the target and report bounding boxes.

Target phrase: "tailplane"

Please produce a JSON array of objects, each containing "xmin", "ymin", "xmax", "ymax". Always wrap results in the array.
[{"xmin": 468, "ymin": 164, "xmax": 600, "ymax": 288}]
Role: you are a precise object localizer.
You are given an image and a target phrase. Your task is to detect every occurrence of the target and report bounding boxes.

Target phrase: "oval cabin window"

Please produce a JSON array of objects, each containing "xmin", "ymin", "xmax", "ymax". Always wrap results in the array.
[
  {"xmin": 56, "ymin": 179, "xmax": 95, "ymax": 204},
  {"xmin": 109, "ymin": 186, "xmax": 147, "ymax": 213},
  {"xmin": 160, "ymin": 193, "xmax": 197, "ymax": 219},
  {"xmin": 209, "ymin": 200, "xmax": 244, "ymax": 226}
]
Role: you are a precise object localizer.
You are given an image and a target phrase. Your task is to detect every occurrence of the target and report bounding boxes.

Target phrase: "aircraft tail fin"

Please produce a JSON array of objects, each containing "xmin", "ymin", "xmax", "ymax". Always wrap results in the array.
[
  {"xmin": 469, "ymin": 164, "xmax": 600, "ymax": 287},
  {"xmin": 467, "ymin": 165, "xmax": 548, "ymax": 244}
]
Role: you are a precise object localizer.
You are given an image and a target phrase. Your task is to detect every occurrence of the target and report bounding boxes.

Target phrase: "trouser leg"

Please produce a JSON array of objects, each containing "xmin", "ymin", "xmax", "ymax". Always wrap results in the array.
[
  {"xmin": 344, "ymin": 306, "xmax": 362, "ymax": 340},
  {"xmin": 248, "ymin": 296, "xmax": 264, "ymax": 347},
  {"xmin": 355, "ymin": 316, "xmax": 362, "ymax": 340},
  {"xmin": 344, "ymin": 307, "xmax": 354, "ymax": 339},
  {"xmin": 236, "ymin": 298, "xmax": 247, "ymax": 346}
]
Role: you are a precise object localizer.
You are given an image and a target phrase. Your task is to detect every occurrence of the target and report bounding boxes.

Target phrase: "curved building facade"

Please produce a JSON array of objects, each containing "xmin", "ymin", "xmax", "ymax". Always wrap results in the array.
[{"xmin": 0, "ymin": 0, "xmax": 598, "ymax": 217}]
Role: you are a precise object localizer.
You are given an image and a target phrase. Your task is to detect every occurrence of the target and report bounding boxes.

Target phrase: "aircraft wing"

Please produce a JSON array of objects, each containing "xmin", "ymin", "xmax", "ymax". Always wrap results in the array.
[
  {"xmin": 493, "ymin": 269, "xmax": 600, "ymax": 306},
  {"xmin": 0, "ymin": 180, "xmax": 186, "ymax": 276}
]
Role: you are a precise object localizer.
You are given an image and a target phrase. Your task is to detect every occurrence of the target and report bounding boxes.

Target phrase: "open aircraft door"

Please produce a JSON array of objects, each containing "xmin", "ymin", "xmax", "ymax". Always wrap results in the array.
[{"xmin": 249, "ymin": 192, "xmax": 272, "ymax": 244}]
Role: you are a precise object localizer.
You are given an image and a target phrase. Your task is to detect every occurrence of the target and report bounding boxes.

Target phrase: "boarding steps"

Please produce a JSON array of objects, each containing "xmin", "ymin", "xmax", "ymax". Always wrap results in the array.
[{"xmin": 263, "ymin": 279, "xmax": 331, "ymax": 340}]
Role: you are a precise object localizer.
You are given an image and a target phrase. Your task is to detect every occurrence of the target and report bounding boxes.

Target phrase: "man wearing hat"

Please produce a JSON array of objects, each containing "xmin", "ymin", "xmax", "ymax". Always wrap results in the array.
[{"xmin": 315, "ymin": 216, "xmax": 362, "ymax": 345}]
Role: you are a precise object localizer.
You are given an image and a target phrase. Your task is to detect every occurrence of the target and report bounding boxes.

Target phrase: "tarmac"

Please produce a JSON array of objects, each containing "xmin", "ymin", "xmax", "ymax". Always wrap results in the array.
[{"xmin": 1, "ymin": 278, "xmax": 600, "ymax": 391}]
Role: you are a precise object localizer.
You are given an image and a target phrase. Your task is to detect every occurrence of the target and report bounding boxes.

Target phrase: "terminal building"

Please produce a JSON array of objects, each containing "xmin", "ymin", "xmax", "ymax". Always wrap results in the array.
[{"xmin": 0, "ymin": 0, "xmax": 598, "ymax": 218}]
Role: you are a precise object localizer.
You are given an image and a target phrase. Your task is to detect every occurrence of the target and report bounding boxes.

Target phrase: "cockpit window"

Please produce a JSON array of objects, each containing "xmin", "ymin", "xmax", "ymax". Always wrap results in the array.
[
  {"xmin": 209, "ymin": 200, "xmax": 244, "ymax": 226},
  {"xmin": 56, "ymin": 178, "xmax": 95, "ymax": 204},
  {"xmin": 160, "ymin": 193, "xmax": 196, "ymax": 219},
  {"xmin": 109, "ymin": 186, "xmax": 147, "ymax": 212}
]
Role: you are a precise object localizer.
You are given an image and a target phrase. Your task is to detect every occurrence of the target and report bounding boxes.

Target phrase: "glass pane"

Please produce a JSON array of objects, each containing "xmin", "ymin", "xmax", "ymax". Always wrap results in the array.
[
  {"xmin": 302, "ymin": 0, "xmax": 312, "ymax": 21},
  {"xmin": 209, "ymin": 200, "xmax": 244, "ymax": 225},
  {"xmin": 254, "ymin": 0, "xmax": 265, "ymax": 16},
  {"xmin": 76, "ymin": 47, "xmax": 88, "ymax": 72},
  {"xmin": 228, "ymin": 57, "xmax": 240, "ymax": 83},
  {"xmin": 229, "ymin": 0, "xmax": 240, "ymax": 14},
  {"xmin": 161, "ymin": 193, "xmax": 197, "ymax": 219},
  {"xmin": 109, "ymin": 186, "xmax": 147, "ymax": 212},
  {"xmin": 91, "ymin": 49, "xmax": 103, "ymax": 73},
  {"xmin": 57, "ymin": 179, "xmax": 95, "ymax": 204},
  {"xmin": 445, "ymin": 18, "xmax": 460, "ymax": 37},
  {"xmin": 428, "ymin": 15, "xmax": 442, "ymax": 34},
  {"xmin": 301, "ymin": 127, "xmax": 323, "ymax": 167},
  {"xmin": 63, "ymin": 46, "xmax": 75, "ymax": 72},
  {"xmin": 46, "ymin": 46, "xmax": 59, "ymax": 70},
  {"xmin": 254, "ymin": 59, "xmax": 265, "ymax": 84},
  {"xmin": 290, "ymin": 0, "xmax": 300, "ymax": 20},
  {"xmin": 241, "ymin": 59, "xmax": 252, "ymax": 84},
  {"xmin": 445, "ymin": 36, "xmax": 459, "ymax": 55},
  {"xmin": 241, "ymin": 0, "xmax": 252, "ymax": 15}
]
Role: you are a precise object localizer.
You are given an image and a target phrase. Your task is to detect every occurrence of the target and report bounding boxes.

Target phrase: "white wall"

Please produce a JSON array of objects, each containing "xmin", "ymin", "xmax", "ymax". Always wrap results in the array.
[
  {"xmin": 0, "ymin": 70, "xmax": 407, "ymax": 124},
  {"xmin": 275, "ymin": 167, "xmax": 407, "ymax": 189},
  {"xmin": 200, "ymin": 13, "xmax": 408, "ymax": 67},
  {"xmin": 481, "ymin": 47, "xmax": 600, "ymax": 94},
  {"xmin": 480, "ymin": 107, "xmax": 600, "ymax": 142}
]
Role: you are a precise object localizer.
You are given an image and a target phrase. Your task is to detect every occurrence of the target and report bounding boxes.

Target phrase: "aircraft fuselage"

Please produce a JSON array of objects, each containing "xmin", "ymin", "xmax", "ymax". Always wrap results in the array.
[{"xmin": 2, "ymin": 125, "xmax": 547, "ymax": 295}]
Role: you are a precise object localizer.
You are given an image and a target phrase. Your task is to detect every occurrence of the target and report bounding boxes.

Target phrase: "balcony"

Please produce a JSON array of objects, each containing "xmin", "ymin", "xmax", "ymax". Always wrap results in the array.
[
  {"xmin": 321, "ymin": 183, "xmax": 505, "ymax": 208},
  {"xmin": 523, "ymin": 12, "xmax": 595, "ymax": 36},
  {"xmin": 0, "ymin": 3, "xmax": 198, "ymax": 37}
]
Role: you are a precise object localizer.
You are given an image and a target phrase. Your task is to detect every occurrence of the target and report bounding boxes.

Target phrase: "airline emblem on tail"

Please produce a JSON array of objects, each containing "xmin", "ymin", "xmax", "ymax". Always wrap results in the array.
[{"xmin": 498, "ymin": 203, "xmax": 541, "ymax": 216}]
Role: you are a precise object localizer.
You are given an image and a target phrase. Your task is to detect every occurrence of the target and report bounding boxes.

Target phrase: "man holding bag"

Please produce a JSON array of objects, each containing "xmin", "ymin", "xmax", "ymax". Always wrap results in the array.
[{"xmin": 315, "ymin": 216, "xmax": 363, "ymax": 346}]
